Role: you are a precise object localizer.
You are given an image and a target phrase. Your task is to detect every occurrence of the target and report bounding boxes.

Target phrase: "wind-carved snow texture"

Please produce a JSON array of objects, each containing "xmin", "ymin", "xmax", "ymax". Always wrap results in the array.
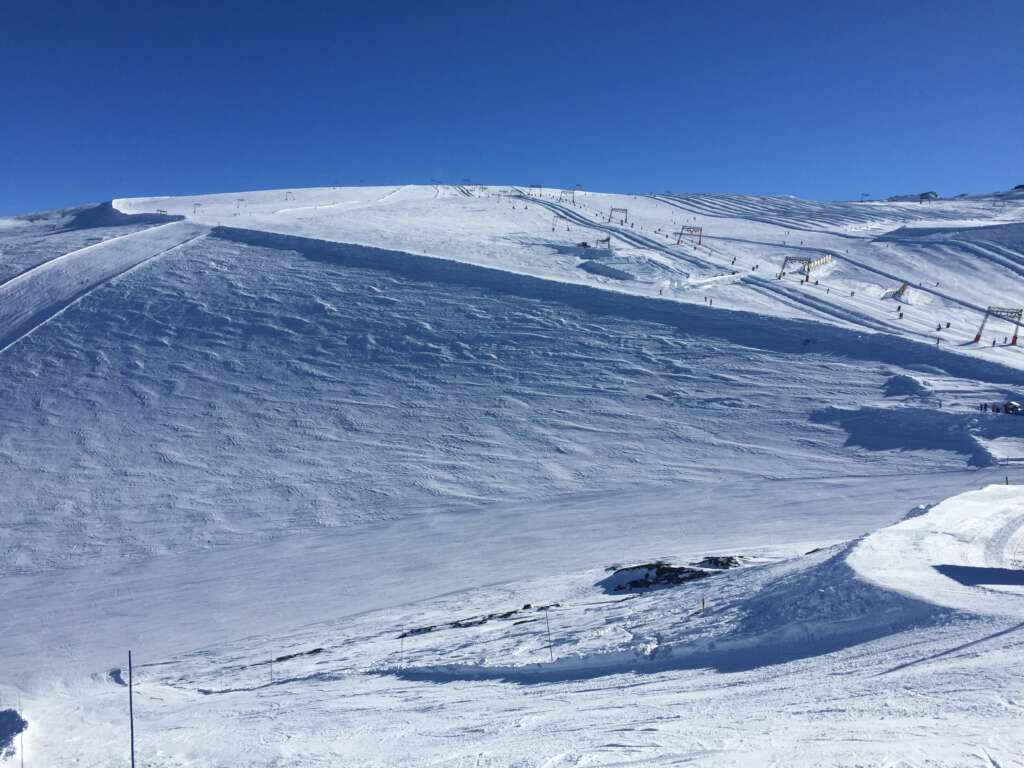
[
  {"xmin": 4, "ymin": 188, "xmax": 1024, "ymax": 766},
  {"xmin": 0, "ymin": 220, "xmax": 206, "ymax": 354},
  {"xmin": 2, "ymin": 229, "xmax": 985, "ymax": 573}
]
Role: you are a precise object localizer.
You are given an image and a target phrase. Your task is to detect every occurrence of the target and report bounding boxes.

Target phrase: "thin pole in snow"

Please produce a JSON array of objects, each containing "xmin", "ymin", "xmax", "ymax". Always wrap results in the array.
[
  {"xmin": 400, "ymin": 636, "xmax": 404, "ymax": 669},
  {"xmin": 128, "ymin": 651, "xmax": 136, "ymax": 768},
  {"xmin": 269, "ymin": 654, "xmax": 273, "ymax": 685},
  {"xmin": 544, "ymin": 609, "xmax": 554, "ymax": 662},
  {"xmin": 18, "ymin": 696, "xmax": 23, "ymax": 768}
]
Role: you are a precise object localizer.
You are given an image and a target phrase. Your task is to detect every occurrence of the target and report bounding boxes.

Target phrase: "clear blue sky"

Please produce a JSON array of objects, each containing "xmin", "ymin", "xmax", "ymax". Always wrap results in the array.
[{"xmin": 2, "ymin": 0, "xmax": 1022, "ymax": 215}]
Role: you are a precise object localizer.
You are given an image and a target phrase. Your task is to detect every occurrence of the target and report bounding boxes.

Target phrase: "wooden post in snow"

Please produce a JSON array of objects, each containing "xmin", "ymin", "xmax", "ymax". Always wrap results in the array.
[
  {"xmin": 128, "ymin": 651, "xmax": 136, "ymax": 768},
  {"xmin": 544, "ymin": 609, "xmax": 554, "ymax": 663}
]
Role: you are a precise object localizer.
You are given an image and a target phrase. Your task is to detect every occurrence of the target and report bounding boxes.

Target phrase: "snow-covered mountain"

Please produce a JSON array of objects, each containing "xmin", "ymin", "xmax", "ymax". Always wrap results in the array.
[{"xmin": 3, "ymin": 185, "xmax": 1024, "ymax": 766}]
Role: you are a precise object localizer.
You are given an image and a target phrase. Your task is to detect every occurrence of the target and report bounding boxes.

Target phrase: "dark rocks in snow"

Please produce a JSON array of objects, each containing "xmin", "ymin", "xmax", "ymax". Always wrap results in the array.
[
  {"xmin": 692, "ymin": 555, "xmax": 744, "ymax": 570},
  {"xmin": 399, "ymin": 602, "xmax": 559, "ymax": 639},
  {"xmin": 600, "ymin": 555, "xmax": 747, "ymax": 593},
  {"xmin": 404, "ymin": 625, "xmax": 436, "ymax": 637},
  {"xmin": 272, "ymin": 647, "xmax": 324, "ymax": 664},
  {"xmin": 0, "ymin": 710, "xmax": 27, "ymax": 759},
  {"xmin": 600, "ymin": 562, "xmax": 710, "ymax": 593}
]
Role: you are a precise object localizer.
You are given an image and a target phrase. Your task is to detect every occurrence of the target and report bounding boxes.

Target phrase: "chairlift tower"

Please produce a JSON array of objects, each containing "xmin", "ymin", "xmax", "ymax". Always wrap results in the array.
[
  {"xmin": 676, "ymin": 225, "xmax": 702, "ymax": 245},
  {"xmin": 974, "ymin": 306, "xmax": 1023, "ymax": 345},
  {"xmin": 609, "ymin": 206, "xmax": 628, "ymax": 224},
  {"xmin": 558, "ymin": 189, "xmax": 575, "ymax": 204},
  {"xmin": 552, "ymin": 214, "xmax": 571, "ymax": 231}
]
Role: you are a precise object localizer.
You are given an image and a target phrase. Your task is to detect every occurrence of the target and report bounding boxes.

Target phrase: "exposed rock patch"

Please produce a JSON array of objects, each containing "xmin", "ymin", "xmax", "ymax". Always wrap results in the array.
[{"xmin": 600, "ymin": 556, "xmax": 746, "ymax": 593}]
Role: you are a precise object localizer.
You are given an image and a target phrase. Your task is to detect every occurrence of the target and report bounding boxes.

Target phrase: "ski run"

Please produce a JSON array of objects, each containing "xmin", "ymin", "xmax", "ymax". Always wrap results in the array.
[{"xmin": 2, "ymin": 184, "xmax": 1024, "ymax": 766}]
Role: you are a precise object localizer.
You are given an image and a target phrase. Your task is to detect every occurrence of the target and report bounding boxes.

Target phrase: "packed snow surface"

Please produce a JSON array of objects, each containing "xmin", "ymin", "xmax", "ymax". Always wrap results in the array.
[{"xmin": 3, "ymin": 185, "xmax": 1024, "ymax": 766}]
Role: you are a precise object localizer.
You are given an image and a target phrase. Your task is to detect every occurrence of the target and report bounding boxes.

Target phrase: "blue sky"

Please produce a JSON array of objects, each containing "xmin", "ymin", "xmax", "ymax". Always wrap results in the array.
[{"xmin": 2, "ymin": 0, "xmax": 1021, "ymax": 214}]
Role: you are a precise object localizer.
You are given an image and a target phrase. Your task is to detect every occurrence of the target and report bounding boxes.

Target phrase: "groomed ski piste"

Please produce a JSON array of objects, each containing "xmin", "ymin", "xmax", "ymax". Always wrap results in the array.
[{"xmin": 3, "ymin": 184, "xmax": 1024, "ymax": 766}]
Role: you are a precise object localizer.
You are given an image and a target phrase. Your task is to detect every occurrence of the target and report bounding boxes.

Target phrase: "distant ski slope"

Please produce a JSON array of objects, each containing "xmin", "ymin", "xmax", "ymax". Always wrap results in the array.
[{"xmin": 115, "ymin": 185, "xmax": 1024, "ymax": 367}]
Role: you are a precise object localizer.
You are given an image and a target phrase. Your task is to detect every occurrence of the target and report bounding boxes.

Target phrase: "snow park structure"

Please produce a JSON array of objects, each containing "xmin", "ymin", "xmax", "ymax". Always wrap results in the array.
[
  {"xmin": 882, "ymin": 281, "xmax": 910, "ymax": 301},
  {"xmin": 778, "ymin": 252, "xmax": 833, "ymax": 280}
]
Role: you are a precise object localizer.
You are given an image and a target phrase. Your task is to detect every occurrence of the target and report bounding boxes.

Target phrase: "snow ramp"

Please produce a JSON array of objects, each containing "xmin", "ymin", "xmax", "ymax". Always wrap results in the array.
[
  {"xmin": 849, "ymin": 485, "xmax": 1024, "ymax": 618},
  {"xmin": 0, "ymin": 220, "xmax": 207, "ymax": 353}
]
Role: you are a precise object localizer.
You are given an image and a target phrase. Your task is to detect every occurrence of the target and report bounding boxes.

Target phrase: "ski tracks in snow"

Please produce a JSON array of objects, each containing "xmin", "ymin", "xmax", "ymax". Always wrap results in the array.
[{"xmin": 0, "ymin": 220, "xmax": 207, "ymax": 354}]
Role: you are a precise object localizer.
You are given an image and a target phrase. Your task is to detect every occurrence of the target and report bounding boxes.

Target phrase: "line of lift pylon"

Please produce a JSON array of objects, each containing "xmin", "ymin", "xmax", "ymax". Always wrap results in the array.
[{"xmin": 975, "ymin": 306, "xmax": 1024, "ymax": 345}]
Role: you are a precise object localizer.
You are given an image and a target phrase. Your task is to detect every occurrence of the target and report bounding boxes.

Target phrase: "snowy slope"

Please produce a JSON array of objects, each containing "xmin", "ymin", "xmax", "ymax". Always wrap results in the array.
[
  {"xmin": 3, "ymin": 187, "xmax": 1024, "ymax": 766},
  {"xmin": 850, "ymin": 484, "xmax": 1024, "ymax": 617},
  {"xmin": 9, "ymin": 485, "xmax": 1024, "ymax": 767},
  {"xmin": 116, "ymin": 184, "xmax": 1024, "ymax": 364}
]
